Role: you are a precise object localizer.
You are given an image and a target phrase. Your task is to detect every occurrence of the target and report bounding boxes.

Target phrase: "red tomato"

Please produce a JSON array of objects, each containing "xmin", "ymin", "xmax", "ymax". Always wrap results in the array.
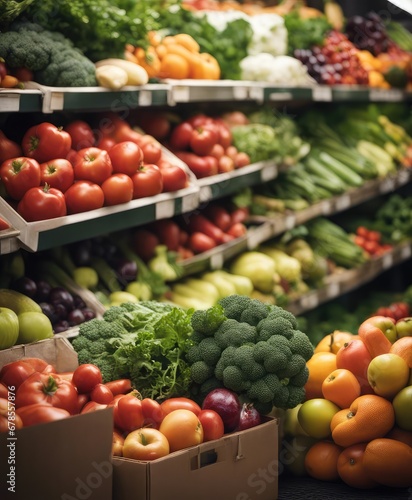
[
  {"xmin": 188, "ymin": 232, "xmax": 217, "ymax": 253},
  {"xmin": 213, "ymin": 120, "xmax": 232, "ymax": 149},
  {"xmin": 131, "ymin": 228, "xmax": 159, "ymax": 261},
  {"xmin": 138, "ymin": 113, "xmax": 171, "ymax": 140},
  {"xmin": 65, "ymin": 120, "xmax": 95, "ymax": 150},
  {"xmin": 131, "ymin": 164, "xmax": 163, "ymax": 199},
  {"xmin": 0, "ymin": 156, "xmax": 41, "ymax": 200},
  {"xmin": 139, "ymin": 137, "xmax": 162, "ymax": 164},
  {"xmin": 66, "ymin": 148, "xmax": 79, "ymax": 165},
  {"xmin": 234, "ymin": 151, "xmax": 251, "ymax": 168},
  {"xmin": 204, "ymin": 205, "xmax": 232, "ymax": 231},
  {"xmin": 64, "ymin": 180, "xmax": 105, "ymax": 214},
  {"xmin": 80, "ymin": 401, "xmax": 107, "ymax": 414},
  {"xmin": 72, "ymin": 364, "xmax": 103, "ymax": 394},
  {"xmin": 0, "ymin": 130, "xmax": 22, "ymax": 163},
  {"xmin": 336, "ymin": 339, "xmax": 374, "ymax": 394},
  {"xmin": 39, "ymin": 158, "xmax": 74, "ymax": 193},
  {"xmin": 158, "ymin": 159, "xmax": 188, "ymax": 192},
  {"xmin": 73, "ymin": 147, "xmax": 113, "ymax": 185},
  {"xmin": 190, "ymin": 125, "xmax": 218, "ymax": 156},
  {"xmin": 226, "ymin": 222, "xmax": 247, "ymax": 239},
  {"xmin": 22, "ymin": 122, "xmax": 72, "ymax": 163},
  {"xmin": 16, "ymin": 404, "xmax": 70, "ymax": 427},
  {"xmin": 17, "ymin": 184, "xmax": 67, "ymax": 222},
  {"xmin": 187, "ymin": 114, "xmax": 214, "ymax": 129},
  {"xmin": 96, "ymin": 135, "xmax": 117, "ymax": 152},
  {"xmin": 108, "ymin": 141, "xmax": 144, "ymax": 176},
  {"xmin": 102, "ymin": 173, "xmax": 134, "ymax": 206},
  {"xmin": 150, "ymin": 219, "xmax": 181, "ymax": 251},
  {"xmin": 0, "ymin": 360, "xmax": 37, "ymax": 389},
  {"xmin": 174, "ymin": 151, "xmax": 217, "ymax": 179},
  {"xmin": 159, "ymin": 409, "xmax": 203, "ymax": 452},
  {"xmin": 141, "ymin": 398, "xmax": 164, "ymax": 428},
  {"xmin": 209, "ymin": 143, "xmax": 225, "ymax": 159},
  {"xmin": 160, "ymin": 397, "xmax": 201, "ymax": 417},
  {"xmin": 169, "ymin": 122, "xmax": 194, "ymax": 150},
  {"xmin": 198, "ymin": 409, "xmax": 225, "ymax": 441},
  {"xmin": 90, "ymin": 383, "xmax": 114, "ymax": 405},
  {"xmin": 218, "ymin": 154, "xmax": 235, "ymax": 173},
  {"xmin": 76, "ymin": 393, "xmax": 90, "ymax": 412},
  {"xmin": 19, "ymin": 357, "xmax": 54, "ymax": 374},
  {"xmin": 114, "ymin": 392, "xmax": 144, "ymax": 432},
  {"xmin": 15, "ymin": 372, "xmax": 79, "ymax": 415},
  {"xmin": 123, "ymin": 427, "xmax": 170, "ymax": 460},
  {"xmin": 104, "ymin": 378, "xmax": 133, "ymax": 396}
]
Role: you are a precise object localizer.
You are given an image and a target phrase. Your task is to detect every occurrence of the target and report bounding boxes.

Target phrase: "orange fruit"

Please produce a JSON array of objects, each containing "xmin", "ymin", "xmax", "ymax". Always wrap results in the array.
[
  {"xmin": 331, "ymin": 394, "xmax": 395, "ymax": 447},
  {"xmin": 322, "ymin": 368, "xmax": 361, "ymax": 408},
  {"xmin": 385, "ymin": 426, "xmax": 412, "ymax": 447},
  {"xmin": 337, "ymin": 443, "xmax": 379, "ymax": 489},
  {"xmin": 363, "ymin": 438, "xmax": 412, "ymax": 488},
  {"xmin": 304, "ymin": 352, "xmax": 337, "ymax": 400},
  {"xmin": 358, "ymin": 323, "xmax": 392, "ymax": 358},
  {"xmin": 158, "ymin": 53, "xmax": 190, "ymax": 80},
  {"xmin": 304, "ymin": 440, "xmax": 343, "ymax": 481},
  {"xmin": 314, "ymin": 330, "xmax": 355, "ymax": 354},
  {"xmin": 390, "ymin": 336, "xmax": 412, "ymax": 368}
]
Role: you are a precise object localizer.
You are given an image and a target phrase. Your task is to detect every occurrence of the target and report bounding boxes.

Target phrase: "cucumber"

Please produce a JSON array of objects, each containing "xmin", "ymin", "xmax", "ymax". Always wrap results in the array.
[{"xmin": 0, "ymin": 289, "xmax": 42, "ymax": 315}]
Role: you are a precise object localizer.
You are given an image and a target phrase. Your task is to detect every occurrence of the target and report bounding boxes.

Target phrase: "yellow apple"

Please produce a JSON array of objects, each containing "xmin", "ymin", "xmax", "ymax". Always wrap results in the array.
[{"xmin": 367, "ymin": 353, "xmax": 410, "ymax": 399}]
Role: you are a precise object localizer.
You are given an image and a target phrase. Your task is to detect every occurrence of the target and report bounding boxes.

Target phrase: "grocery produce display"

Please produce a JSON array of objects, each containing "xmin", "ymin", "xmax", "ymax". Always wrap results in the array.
[{"xmin": 0, "ymin": 1, "xmax": 412, "ymax": 499}]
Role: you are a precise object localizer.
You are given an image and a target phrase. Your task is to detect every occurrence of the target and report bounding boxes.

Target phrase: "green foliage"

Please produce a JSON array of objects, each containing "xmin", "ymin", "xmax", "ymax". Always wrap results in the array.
[{"xmin": 283, "ymin": 11, "xmax": 332, "ymax": 54}]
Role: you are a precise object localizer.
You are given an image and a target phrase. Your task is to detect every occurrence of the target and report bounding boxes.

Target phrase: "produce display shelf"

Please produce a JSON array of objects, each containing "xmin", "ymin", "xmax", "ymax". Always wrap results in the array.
[
  {"xmin": 0, "ymin": 184, "xmax": 199, "ymax": 252},
  {"xmin": 248, "ymin": 167, "xmax": 412, "ymax": 240},
  {"xmin": 0, "ymin": 227, "xmax": 21, "ymax": 254},
  {"xmin": 0, "ymin": 88, "xmax": 44, "ymax": 113},
  {"xmin": 197, "ymin": 160, "xmax": 280, "ymax": 203},
  {"xmin": 287, "ymin": 240, "xmax": 412, "ymax": 316},
  {"xmin": 24, "ymin": 82, "xmax": 171, "ymax": 113}
]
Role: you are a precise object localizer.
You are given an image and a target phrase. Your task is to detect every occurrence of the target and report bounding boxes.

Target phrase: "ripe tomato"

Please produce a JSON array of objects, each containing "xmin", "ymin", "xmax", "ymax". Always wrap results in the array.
[
  {"xmin": 104, "ymin": 379, "xmax": 132, "ymax": 396},
  {"xmin": 16, "ymin": 404, "xmax": 71, "ymax": 427},
  {"xmin": 336, "ymin": 339, "xmax": 374, "ymax": 394},
  {"xmin": 123, "ymin": 427, "xmax": 170, "ymax": 461},
  {"xmin": 101, "ymin": 173, "xmax": 134, "ymax": 206},
  {"xmin": 141, "ymin": 398, "xmax": 164, "ymax": 428},
  {"xmin": 234, "ymin": 151, "xmax": 251, "ymax": 168},
  {"xmin": 72, "ymin": 364, "xmax": 103, "ymax": 394},
  {"xmin": 159, "ymin": 409, "xmax": 204, "ymax": 452},
  {"xmin": 15, "ymin": 372, "xmax": 79, "ymax": 415},
  {"xmin": 80, "ymin": 401, "xmax": 107, "ymax": 414},
  {"xmin": 64, "ymin": 180, "xmax": 105, "ymax": 214},
  {"xmin": 138, "ymin": 112, "xmax": 171, "ymax": 140},
  {"xmin": 0, "ymin": 130, "xmax": 22, "ymax": 163},
  {"xmin": 96, "ymin": 135, "xmax": 117, "ymax": 152},
  {"xmin": 90, "ymin": 383, "xmax": 114, "ymax": 405},
  {"xmin": 198, "ymin": 409, "xmax": 224, "ymax": 441},
  {"xmin": 150, "ymin": 219, "xmax": 181, "ymax": 251},
  {"xmin": 187, "ymin": 114, "xmax": 214, "ymax": 128},
  {"xmin": 131, "ymin": 164, "xmax": 163, "ymax": 199},
  {"xmin": 218, "ymin": 155, "xmax": 235, "ymax": 173},
  {"xmin": 169, "ymin": 122, "xmax": 194, "ymax": 150},
  {"xmin": 22, "ymin": 122, "xmax": 72, "ymax": 163},
  {"xmin": 64, "ymin": 120, "xmax": 95, "ymax": 150},
  {"xmin": 190, "ymin": 125, "xmax": 218, "ymax": 156},
  {"xmin": 160, "ymin": 397, "xmax": 201, "ymax": 417},
  {"xmin": 158, "ymin": 159, "xmax": 188, "ymax": 192},
  {"xmin": 214, "ymin": 120, "xmax": 233, "ymax": 149},
  {"xmin": 174, "ymin": 152, "xmax": 217, "ymax": 178},
  {"xmin": 39, "ymin": 158, "xmax": 74, "ymax": 193},
  {"xmin": 113, "ymin": 392, "xmax": 144, "ymax": 432},
  {"xmin": 0, "ymin": 360, "xmax": 36, "ymax": 390},
  {"xmin": 0, "ymin": 156, "xmax": 41, "ymax": 200},
  {"xmin": 17, "ymin": 184, "xmax": 67, "ymax": 222},
  {"xmin": 188, "ymin": 232, "xmax": 217, "ymax": 253},
  {"xmin": 139, "ymin": 137, "xmax": 162, "ymax": 165},
  {"xmin": 108, "ymin": 141, "xmax": 144, "ymax": 176},
  {"xmin": 73, "ymin": 147, "xmax": 113, "ymax": 185},
  {"xmin": 131, "ymin": 228, "xmax": 159, "ymax": 261}
]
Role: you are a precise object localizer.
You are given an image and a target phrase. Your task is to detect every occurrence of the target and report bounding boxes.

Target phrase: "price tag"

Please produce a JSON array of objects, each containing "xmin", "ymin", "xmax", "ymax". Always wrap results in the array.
[
  {"xmin": 0, "ymin": 93, "xmax": 20, "ymax": 112},
  {"xmin": 199, "ymin": 186, "xmax": 213, "ymax": 203},
  {"xmin": 335, "ymin": 195, "xmax": 351, "ymax": 211},
  {"xmin": 369, "ymin": 89, "xmax": 403, "ymax": 102},
  {"xmin": 269, "ymin": 92, "xmax": 293, "ymax": 101},
  {"xmin": 210, "ymin": 252, "xmax": 224, "ymax": 269},
  {"xmin": 327, "ymin": 282, "xmax": 340, "ymax": 299},
  {"xmin": 181, "ymin": 192, "xmax": 199, "ymax": 213},
  {"xmin": 155, "ymin": 199, "xmax": 174, "ymax": 219},
  {"xmin": 300, "ymin": 293, "xmax": 319, "ymax": 310},
  {"xmin": 401, "ymin": 245, "xmax": 412, "ymax": 260},
  {"xmin": 49, "ymin": 92, "xmax": 64, "ymax": 111},
  {"xmin": 138, "ymin": 90, "xmax": 152, "ymax": 106},
  {"xmin": 233, "ymin": 86, "xmax": 248, "ymax": 100},
  {"xmin": 321, "ymin": 200, "xmax": 333, "ymax": 215},
  {"xmin": 382, "ymin": 253, "xmax": 393, "ymax": 270},
  {"xmin": 379, "ymin": 177, "xmax": 396, "ymax": 193},
  {"xmin": 284, "ymin": 214, "xmax": 296, "ymax": 230},
  {"xmin": 260, "ymin": 164, "xmax": 278, "ymax": 182},
  {"xmin": 312, "ymin": 86, "xmax": 332, "ymax": 102},
  {"xmin": 171, "ymin": 86, "xmax": 190, "ymax": 103}
]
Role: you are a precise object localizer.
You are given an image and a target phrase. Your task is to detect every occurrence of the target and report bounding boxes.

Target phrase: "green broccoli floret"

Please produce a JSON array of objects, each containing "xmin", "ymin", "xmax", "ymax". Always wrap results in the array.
[
  {"xmin": 247, "ymin": 379, "xmax": 274, "ymax": 404},
  {"xmin": 277, "ymin": 353, "xmax": 306, "ymax": 379},
  {"xmin": 218, "ymin": 294, "xmax": 254, "ymax": 321},
  {"xmin": 191, "ymin": 304, "xmax": 226, "ymax": 336},
  {"xmin": 256, "ymin": 316, "xmax": 295, "ymax": 342},
  {"xmin": 214, "ymin": 320, "xmax": 256, "ymax": 349},
  {"xmin": 239, "ymin": 299, "xmax": 271, "ymax": 326},
  {"xmin": 253, "ymin": 340, "xmax": 289, "ymax": 372},
  {"xmin": 222, "ymin": 365, "xmax": 249, "ymax": 392},
  {"xmin": 289, "ymin": 365, "xmax": 309, "ymax": 387},
  {"xmin": 190, "ymin": 360, "xmax": 215, "ymax": 385},
  {"xmin": 198, "ymin": 337, "xmax": 222, "ymax": 366},
  {"xmin": 286, "ymin": 385, "xmax": 306, "ymax": 409},
  {"xmin": 288, "ymin": 329, "xmax": 315, "ymax": 361},
  {"xmin": 0, "ymin": 30, "xmax": 52, "ymax": 70},
  {"xmin": 214, "ymin": 345, "xmax": 237, "ymax": 379},
  {"xmin": 233, "ymin": 344, "xmax": 266, "ymax": 381},
  {"xmin": 185, "ymin": 344, "xmax": 202, "ymax": 364}
]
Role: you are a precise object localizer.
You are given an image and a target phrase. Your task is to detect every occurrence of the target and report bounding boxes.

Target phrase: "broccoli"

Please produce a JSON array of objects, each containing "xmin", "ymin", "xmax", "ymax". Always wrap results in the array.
[
  {"xmin": 190, "ymin": 304, "xmax": 226, "ymax": 336},
  {"xmin": 187, "ymin": 294, "xmax": 314, "ymax": 412},
  {"xmin": 0, "ymin": 21, "xmax": 97, "ymax": 87}
]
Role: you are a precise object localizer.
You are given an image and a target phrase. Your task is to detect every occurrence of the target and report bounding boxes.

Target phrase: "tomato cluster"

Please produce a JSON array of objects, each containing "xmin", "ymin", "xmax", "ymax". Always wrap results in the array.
[
  {"xmin": 0, "ymin": 115, "xmax": 190, "ymax": 222},
  {"xmin": 131, "ymin": 203, "xmax": 249, "ymax": 262},
  {"xmin": 353, "ymin": 226, "xmax": 393, "ymax": 256},
  {"xmin": 167, "ymin": 113, "xmax": 251, "ymax": 178},
  {"xmin": 371, "ymin": 301, "xmax": 410, "ymax": 322}
]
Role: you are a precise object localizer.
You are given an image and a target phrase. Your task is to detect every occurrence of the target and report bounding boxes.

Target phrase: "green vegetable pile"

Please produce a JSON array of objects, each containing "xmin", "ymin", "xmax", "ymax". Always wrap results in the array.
[
  {"xmin": 186, "ymin": 295, "xmax": 314, "ymax": 414},
  {"xmin": 0, "ymin": 21, "xmax": 96, "ymax": 87},
  {"xmin": 71, "ymin": 301, "xmax": 194, "ymax": 400},
  {"xmin": 372, "ymin": 194, "xmax": 412, "ymax": 243},
  {"xmin": 283, "ymin": 11, "xmax": 332, "ymax": 54}
]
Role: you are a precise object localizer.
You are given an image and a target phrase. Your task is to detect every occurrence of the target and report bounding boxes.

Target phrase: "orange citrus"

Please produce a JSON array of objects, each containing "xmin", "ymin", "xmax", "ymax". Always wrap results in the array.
[
  {"xmin": 390, "ymin": 336, "xmax": 412, "ymax": 368},
  {"xmin": 322, "ymin": 368, "xmax": 361, "ymax": 408},
  {"xmin": 304, "ymin": 440, "xmax": 343, "ymax": 481},
  {"xmin": 304, "ymin": 352, "xmax": 337, "ymax": 400},
  {"xmin": 337, "ymin": 443, "xmax": 379, "ymax": 489}
]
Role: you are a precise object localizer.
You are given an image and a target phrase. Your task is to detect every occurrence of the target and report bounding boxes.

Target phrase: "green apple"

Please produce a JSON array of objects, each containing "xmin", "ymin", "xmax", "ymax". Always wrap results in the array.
[
  {"xmin": 17, "ymin": 311, "xmax": 53, "ymax": 344},
  {"xmin": 109, "ymin": 291, "xmax": 139, "ymax": 308},
  {"xmin": 283, "ymin": 404, "xmax": 309, "ymax": 438},
  {"xmin": 395, "ymin": 317, "xmax": 412, "ymax": 339},
  {"xmin": 392, "ymin": 385, "xmax": 412, "ymax": 431},
  {"xmin": 367, "ymin": 353, "xmax": 410, "ymax": 399},
  {"xmin": 0, "ymin": 307, "xmax": 19, "ymax": 349},
  {"xmin": 125, "ymin": 281, "xmax": 152, "ymax": 301},
  {"xmin": 363, "ymin": 315, "xmax": 398, "ymax": 343},
  {"xmin": 297, "ymin": 398, "xmax": 340, "ymax": 439}
]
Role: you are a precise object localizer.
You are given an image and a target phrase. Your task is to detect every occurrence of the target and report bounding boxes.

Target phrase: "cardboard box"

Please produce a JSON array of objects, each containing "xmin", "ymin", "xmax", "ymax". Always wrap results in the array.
[
  {"xmin": 0, "ymin": 337, "xmax": 114, "ymax": 500},
  {"xmin": 113, "ymin": 417, "xmax": 279, "ymax": 500}
]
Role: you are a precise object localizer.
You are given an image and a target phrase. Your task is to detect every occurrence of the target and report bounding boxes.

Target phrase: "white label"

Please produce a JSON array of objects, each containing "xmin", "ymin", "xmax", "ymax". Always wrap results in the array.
[
  {"xmin": 210, "ymin": 252, "xmax": 224, "ymax": 269},
  {"xmin": 199, "ymin": 186, "xmax": 213, "ymax": 203},
  {"xmin": 379, "ymin": 177, "xmax": 396, "ymax": 193},
  {"xmin": 155, "ymin": 199, "xmax": 174, "ymax": 219},
  {"xmin": 269, "ymin": 92, "xmax": 293, "ymax": 101},
  {"xmin": 382, "ymin": 252, "xmax": 393, "ymax": 269},
  {"xmin": 260, "ymin": 164, "xmax": 278, "ymax": 182},
  {"xmin": 0, "ymin": 94, "xmax": 20, "ymax": 112},
  {"xmin": 181, "ymin": 192, "xmax": 199, "ymax": 213},
  {"xmin": 171, "ymin": 86, "xmax": 190, "ymax": 103},
  {"xmin": 300, "ymin": 293, "xmax": 319, "ymax": 310},
  {"xmin": 312, "ymin": 86, "xmax": 332, "ymax": 101},
  {"xmin": 233, "ymin": 86, "xmax": 248, "ymax": 100},
  {"xmin": 401, "ymin": 245, "xmax": 412, "ymax": 260},
  {"xmin": 327, "ymin": 282, "xmax": 340, "ymax": 299},
  {"xmin": 335, "ymin": 195, "xmax": 351, "ymax": 211},
  {"xmin": 49, "ymin": 92, "xmax": 64, "ymax": 111},
  {"xmin": 369, "ymin": 89, "xmax": 403, "ymax": 101},
  {"xmin": 138, "ymin": 90, "xmax": 152, "ymax": 106}
]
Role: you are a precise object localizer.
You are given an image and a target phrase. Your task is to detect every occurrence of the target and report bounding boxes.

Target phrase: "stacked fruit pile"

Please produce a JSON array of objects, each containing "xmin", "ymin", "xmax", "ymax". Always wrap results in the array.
[{"xmin": 283, "ymin": 316, "xmax": 412, "ymax": 489}]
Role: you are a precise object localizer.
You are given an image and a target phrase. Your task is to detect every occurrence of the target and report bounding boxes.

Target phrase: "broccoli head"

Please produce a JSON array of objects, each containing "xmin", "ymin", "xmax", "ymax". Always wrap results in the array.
[{"xmin": 187, "ymin": 294, "xmax": 315, "ymax": 412}]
